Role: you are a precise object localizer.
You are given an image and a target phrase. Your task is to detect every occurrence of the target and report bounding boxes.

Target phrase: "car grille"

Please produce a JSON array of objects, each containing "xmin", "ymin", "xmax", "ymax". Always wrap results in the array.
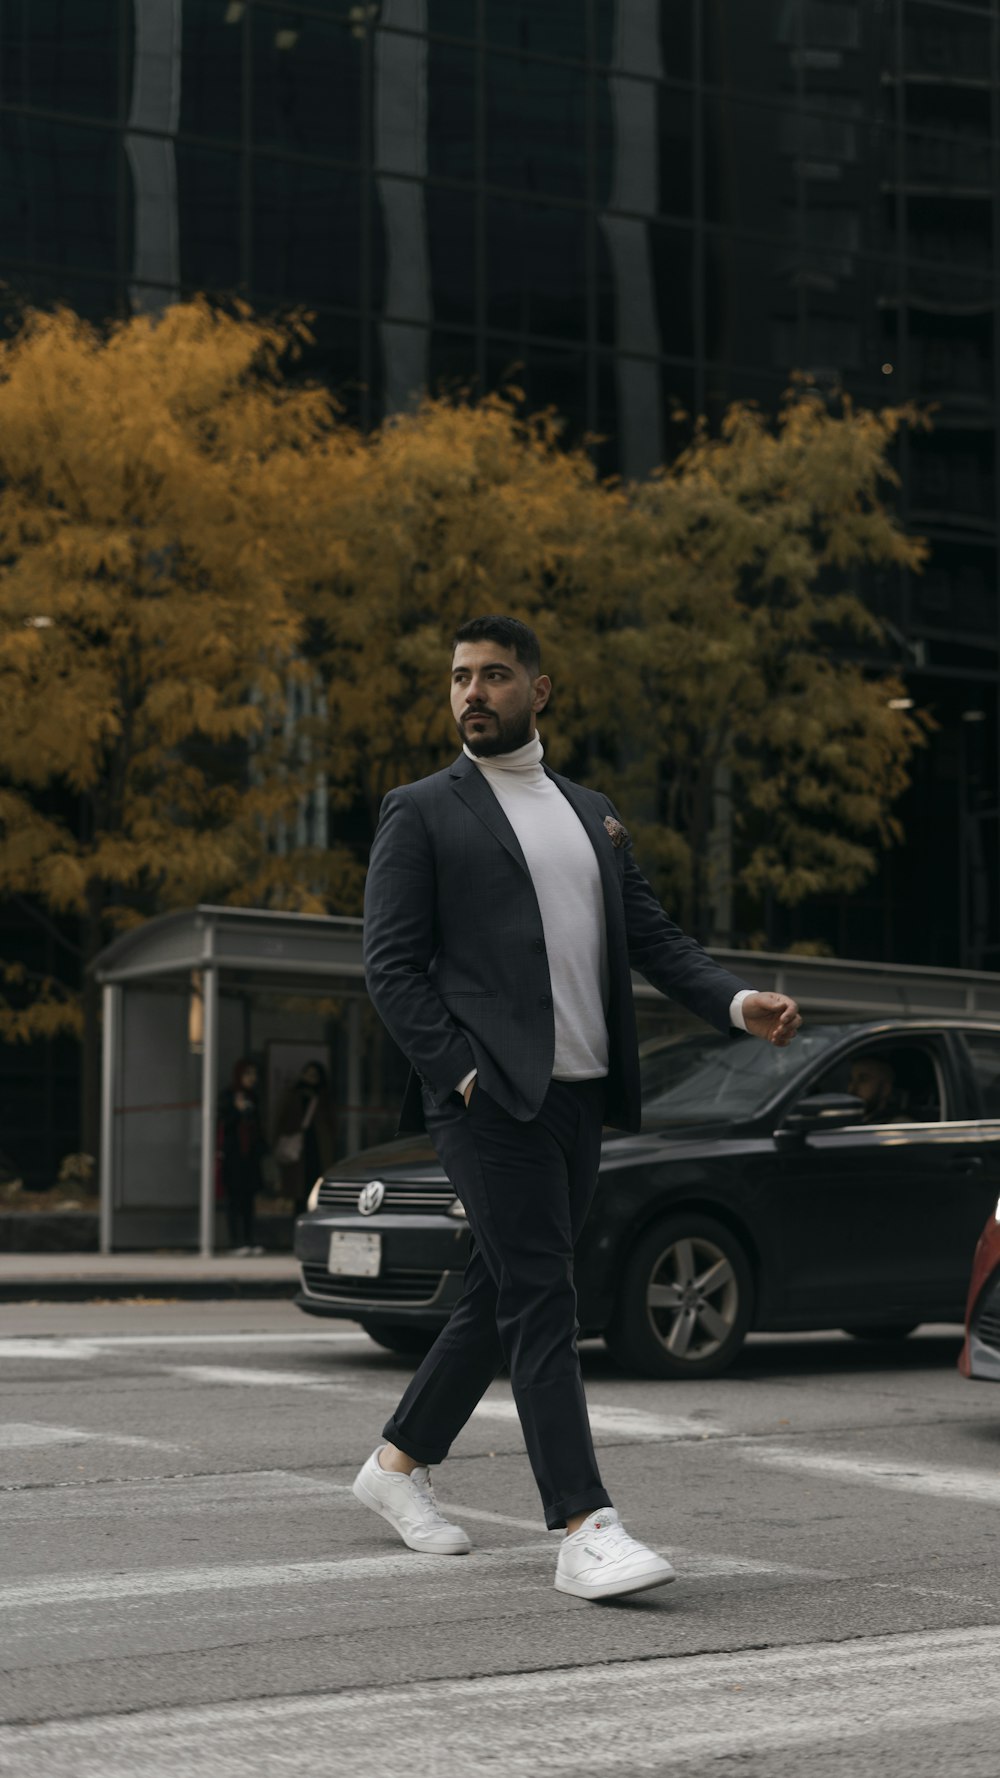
[
  {"xmin": 316, "ymin": 1180, "xmax": 456, "ymax": 1213},
  {"xmin": 301, "ymin": 1264, "xmax": 445, "ymax": 1304},
  {"xmin": 973, "ymin": 1272, "xmax": 1000, "ymax": 1352}
]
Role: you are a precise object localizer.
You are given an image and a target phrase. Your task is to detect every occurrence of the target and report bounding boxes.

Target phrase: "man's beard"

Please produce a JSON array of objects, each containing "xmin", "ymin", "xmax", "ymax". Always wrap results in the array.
[{"xmin": 459, "ymin": 705, "xmax": 535, "ymax": 758}]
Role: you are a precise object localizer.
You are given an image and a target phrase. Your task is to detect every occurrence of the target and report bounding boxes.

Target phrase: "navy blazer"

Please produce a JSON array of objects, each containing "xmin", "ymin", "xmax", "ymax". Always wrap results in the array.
[{"xmin": 362, "ymin": 752, "xmax": 755, "ymax": 1134}]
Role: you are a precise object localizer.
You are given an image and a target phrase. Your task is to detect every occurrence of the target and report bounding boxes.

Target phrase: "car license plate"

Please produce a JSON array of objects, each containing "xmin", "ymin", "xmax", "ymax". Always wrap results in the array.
[{"xmin": 328, "ymin": 1231, "xmax": 382, "ymax": 1278}]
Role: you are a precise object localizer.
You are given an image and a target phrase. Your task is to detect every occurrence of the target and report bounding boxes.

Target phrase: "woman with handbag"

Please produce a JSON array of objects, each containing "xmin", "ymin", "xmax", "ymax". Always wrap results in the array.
[{"xmin": 274, "ymin": 1060, "xmax": 336, "ymax": 1214}]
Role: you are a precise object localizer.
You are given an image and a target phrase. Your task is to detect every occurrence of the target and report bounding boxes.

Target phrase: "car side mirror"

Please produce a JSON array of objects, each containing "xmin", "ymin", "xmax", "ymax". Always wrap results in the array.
[{"xmin": 778, "ymin": 1093, "xmax": 866, "ymax": 1139}]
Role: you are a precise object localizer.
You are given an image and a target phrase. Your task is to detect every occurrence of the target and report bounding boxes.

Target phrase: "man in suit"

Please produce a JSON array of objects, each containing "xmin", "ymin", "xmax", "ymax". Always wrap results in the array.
[{"xmin": 353, "ymin": 614, "xmax": 801, "ymax": 1600}]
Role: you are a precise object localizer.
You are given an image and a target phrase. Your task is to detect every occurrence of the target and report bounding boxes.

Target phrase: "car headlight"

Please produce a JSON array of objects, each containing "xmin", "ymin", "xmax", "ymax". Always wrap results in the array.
[
  {"xmin": 448, "ymin": 1198, "xmax": 468, "ymax": 1220},
  {"xmin": 305, "ymin": 1177, "xmax": 324, "ymax": 1213}
]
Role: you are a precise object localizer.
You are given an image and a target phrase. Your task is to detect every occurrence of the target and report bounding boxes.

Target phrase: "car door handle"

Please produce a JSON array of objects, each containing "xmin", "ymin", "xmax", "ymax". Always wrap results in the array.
[{"xmin": 948, "ymin": 1154, "xmax": 983, "ymax": 1172}]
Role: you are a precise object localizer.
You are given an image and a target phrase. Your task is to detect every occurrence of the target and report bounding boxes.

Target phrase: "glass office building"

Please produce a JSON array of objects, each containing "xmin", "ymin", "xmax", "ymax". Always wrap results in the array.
[{"xmin": 1, "ymin": 0, "xmax": 999, "ymax": 1177}]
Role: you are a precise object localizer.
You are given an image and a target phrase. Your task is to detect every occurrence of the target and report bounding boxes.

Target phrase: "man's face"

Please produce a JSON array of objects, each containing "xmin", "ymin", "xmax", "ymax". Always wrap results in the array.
[
  {"xmin": 847, "ymin": 1058, "xmax": 894, "ymax": 1113},
  {"xmin": 451, "ymin": 640, "xmax": 550, "ymax": 757}
]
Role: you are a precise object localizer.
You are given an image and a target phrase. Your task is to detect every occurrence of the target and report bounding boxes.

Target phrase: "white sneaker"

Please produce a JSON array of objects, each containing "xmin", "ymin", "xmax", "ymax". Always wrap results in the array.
[
  {"xmin": 351, "ymin": 1447, "xmax": 471, "ymax": 1555},
  {"xmin": 555, "ymin": 1508, "xmax": 676, "ymax": 1601}
]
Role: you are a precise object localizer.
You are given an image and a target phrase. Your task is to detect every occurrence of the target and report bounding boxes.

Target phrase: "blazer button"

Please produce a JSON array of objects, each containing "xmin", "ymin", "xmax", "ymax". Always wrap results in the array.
[
  {"xmin": 532, "ymin": 938, "xmax": 545, "ymax": 954},
  {"xmin": 539, "ymin": 994, "xmax": 552, "ymax": 1009}
]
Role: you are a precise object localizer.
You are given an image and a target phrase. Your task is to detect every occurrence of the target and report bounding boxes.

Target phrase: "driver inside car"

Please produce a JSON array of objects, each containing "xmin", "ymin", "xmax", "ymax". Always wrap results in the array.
[{"xmin": 846, "ymin": 1054, "xmax": 907, "ymax": 1124}]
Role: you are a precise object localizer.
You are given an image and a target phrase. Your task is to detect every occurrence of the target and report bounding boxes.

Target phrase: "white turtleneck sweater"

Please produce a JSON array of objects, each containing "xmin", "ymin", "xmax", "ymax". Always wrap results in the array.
[
  {"xmin": 468, "ymin": 733, "xmax": 611, "ymax": 1081},
  {"xmin": 455, "ymin": 733, "xmax": 754, "ymax": 1096}
]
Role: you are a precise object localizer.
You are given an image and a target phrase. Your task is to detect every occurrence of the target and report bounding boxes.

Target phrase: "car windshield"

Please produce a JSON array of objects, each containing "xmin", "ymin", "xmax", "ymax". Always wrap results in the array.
[{"xmin": 639, "ymin": 1024, "xmax": 852, "ymax": 1126}]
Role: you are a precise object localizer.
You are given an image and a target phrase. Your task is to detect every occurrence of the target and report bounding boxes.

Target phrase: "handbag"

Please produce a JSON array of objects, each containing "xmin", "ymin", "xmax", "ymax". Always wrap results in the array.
[{"xmin": 274, "ymin": 1093, "xmax": 317, "ymax": 1166}]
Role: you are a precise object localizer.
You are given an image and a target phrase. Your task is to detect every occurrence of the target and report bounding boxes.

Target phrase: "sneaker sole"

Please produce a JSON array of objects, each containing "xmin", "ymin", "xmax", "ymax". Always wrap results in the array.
[
  {"xmin": 351, "ymin": 1471, "xmax": 471, "ymax": 1556},
  {"xmin": 554, "ymin": 1564, "xmax": 676, "ymax": 1601}
]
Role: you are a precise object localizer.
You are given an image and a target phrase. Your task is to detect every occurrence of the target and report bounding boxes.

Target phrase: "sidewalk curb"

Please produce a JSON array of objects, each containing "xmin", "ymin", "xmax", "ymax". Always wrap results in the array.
[{"xmin": 0, "ymin": 1275, "xmax": 300, "ymax": 1303}]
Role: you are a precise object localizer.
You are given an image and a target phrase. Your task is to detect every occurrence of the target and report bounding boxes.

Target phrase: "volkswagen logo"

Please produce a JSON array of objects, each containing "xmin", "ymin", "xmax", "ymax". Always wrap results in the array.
[{"xmin": 358, "ymin": 1180, "xmax": 386, "ymax": 1216}]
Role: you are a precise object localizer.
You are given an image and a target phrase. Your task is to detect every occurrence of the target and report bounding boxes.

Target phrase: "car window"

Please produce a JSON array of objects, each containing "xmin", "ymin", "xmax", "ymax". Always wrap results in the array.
[
  {"xmin": 808, "ymin": 1043, "xmax": 944, "ymax": 1124},
  {"xmin": 962, "ymin": 1032, "xmax": 1000, "ymax": 1117},
  {"xmin": 639, "ymin": 1024, "xmax": 848, "ymax": 1125}
]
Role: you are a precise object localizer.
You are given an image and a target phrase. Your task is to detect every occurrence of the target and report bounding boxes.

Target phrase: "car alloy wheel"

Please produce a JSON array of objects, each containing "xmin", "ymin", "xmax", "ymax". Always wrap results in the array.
[
  {"xmin": 606, "ymin": 1213, "xmax": 754, "ymax": 1379},
  {"xmin": 646, "ymin": 1233, "xmax": 740, "ymax": 1361}
]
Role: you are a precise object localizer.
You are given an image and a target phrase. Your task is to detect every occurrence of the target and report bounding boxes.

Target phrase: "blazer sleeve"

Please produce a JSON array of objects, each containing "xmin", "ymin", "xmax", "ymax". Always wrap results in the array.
[
  {"xmin": 607, "ymin": 802, "xmax": 756, "ymax": 1036},
  {"xmin": 363, "ymin": 788, "xmax": 476, "ymax": 1101}
]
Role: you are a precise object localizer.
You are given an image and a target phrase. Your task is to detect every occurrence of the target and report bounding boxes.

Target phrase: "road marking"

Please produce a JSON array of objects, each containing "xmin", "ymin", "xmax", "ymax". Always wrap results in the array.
[
  {"xmin": 0, "ymin": 1463, "xmax": 837, "ymax": 1562},
  {"xmin": 747, "ymin": 1445, "xmax": 1000, "ymax": 1505},
  {"xmin": 0, "ymin": 1332, "xmax": 370, "ymax": 1360},
  {"xmin": 4, "ymin": 1624, "xmax": 1000, "ymax": 1776},
  {"xmin": 167, "ymin": 1365, "xmax": 360, "ymax": 1391},
  {"xmin": 0, "ymin": 1340, "xmax": 104, "ymax": 1361},
  {"xmin": 471, "ymin": 1399, "xmax": 722, "ymax": 1440},
  {"xmin": 435, "ymin": 1500, "xmax": 556, "ymax": 1534},
  {"xmin": 0, "ymin": 1529, "xmax": 836, "ymax": 1615},
  {"xmin": 166, "ymin": 1365, "xmax": 723, "ymax": 1450},
  {"xmin": 0, "ymin": 1544, "xmax": 551, "ymax": 1611},
  {"xmin": 0, "ymin": 1424, "xmax": 178, "ymax": 1452},
  {"xmin": 0, "ymin": 1471, "xmax": 351, "ymax": 1523}
]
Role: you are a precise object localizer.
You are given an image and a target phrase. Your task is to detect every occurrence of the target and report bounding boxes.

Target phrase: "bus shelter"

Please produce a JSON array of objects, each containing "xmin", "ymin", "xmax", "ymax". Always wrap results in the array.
[
  {"xmin": 94, "ymin": 904, "xmax": 1000, "ymax": 1255},
  {"xmin": 93, "ymin": 905, "xmax": 402, "ymax": 1255}
]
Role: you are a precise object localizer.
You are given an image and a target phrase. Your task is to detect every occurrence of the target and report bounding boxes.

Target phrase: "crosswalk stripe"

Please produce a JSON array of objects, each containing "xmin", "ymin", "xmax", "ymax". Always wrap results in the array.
[
  {"xmin": 0, "ymin": 1471, "xmax": 350, "ymax": 1523},
  {"xmin": 746, "ymin": 1445, "xmax": 1000, "ymax": 1505},
  {"xmin": 471, "ymin": 1398, "xmax": 721, "ymax": 1440},
  {"xmin": 0, "ymin": 1544, "xmax": 550, "ymax": 1611},
  {"xmin": 0, "ymin": 1464, "xmax": 840, "ymax": 1560},
  {"xmin": 0, "ymin": 1530, "xmax": 837, "ymax": 1614},
  {"xmin": 0, "ymin": 1332, "xmax": 370, "ymax": 1360},
  {"xmin": 0, "ymin": 1423, "xmax": 179, "ymax": 1452},
  {"xmin": 3, "ymin": 1624, "xmax": 1000, "ymax": 1775},
  {"xmin": 167, "ymin": 1365, "xmax": 361, "ymax": 1391}
]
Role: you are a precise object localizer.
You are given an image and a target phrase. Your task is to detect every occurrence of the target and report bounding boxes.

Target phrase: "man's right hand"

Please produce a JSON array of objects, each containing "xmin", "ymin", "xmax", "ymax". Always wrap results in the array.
[{"xmin": 463, "ymin": 1078, "xmax": 476, "ymax": 1107}]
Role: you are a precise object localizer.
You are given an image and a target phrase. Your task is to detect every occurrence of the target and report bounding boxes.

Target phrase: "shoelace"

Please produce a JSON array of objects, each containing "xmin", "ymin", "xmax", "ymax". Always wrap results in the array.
[
  {"xmin": 409, "ymin": 1472, "xmax": 453, "ymax": 1528},
  {"xmin": 586, "ymin": 1518, "xmax": 640, "ymax": 1557}
]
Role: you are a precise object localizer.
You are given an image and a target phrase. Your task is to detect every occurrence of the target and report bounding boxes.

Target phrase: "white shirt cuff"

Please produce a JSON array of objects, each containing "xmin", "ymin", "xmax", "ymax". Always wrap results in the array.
[
  {"xmin": 729, "ymin": 989, "xmax": 756, "ymax": 1032},
  {"xmin": 456, "ymin": 1069, "xmax": 478, "ymax": 1097}
]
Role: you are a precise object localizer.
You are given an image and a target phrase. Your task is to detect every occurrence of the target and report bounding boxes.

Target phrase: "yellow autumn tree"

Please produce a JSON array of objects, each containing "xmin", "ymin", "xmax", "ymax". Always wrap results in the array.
[
  {"xmin": 288, "ymin": 387, "xmax": 928, "ymax": 938},
  {"xmin": 0, "ymin": 296, "xmax": 932, "ymax": 1165},
  {"xmin": 0, "ymin": 299, "xmax": 355, "ymax": 1154}
]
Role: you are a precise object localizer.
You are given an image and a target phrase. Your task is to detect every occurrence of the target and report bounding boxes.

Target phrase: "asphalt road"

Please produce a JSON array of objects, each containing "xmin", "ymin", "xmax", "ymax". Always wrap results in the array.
[{"xmin": 2, "ymin": 1299, "xmax": 1000, "ymax": 1777}]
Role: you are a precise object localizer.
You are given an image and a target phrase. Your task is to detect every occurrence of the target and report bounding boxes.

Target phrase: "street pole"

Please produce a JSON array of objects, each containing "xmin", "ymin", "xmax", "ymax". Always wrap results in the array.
[
  {"xmin": 98, "ymin": 983, "xmax": 119, "ymax": 1255},
  {"xmin": 199, "ymin": 964, "xmax": 219, "ymax": 1258}
]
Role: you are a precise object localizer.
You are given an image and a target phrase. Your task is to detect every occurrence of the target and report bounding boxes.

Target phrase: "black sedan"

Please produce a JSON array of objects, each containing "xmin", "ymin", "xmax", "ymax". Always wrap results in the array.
[{"xmin": 294, "ymin": 1017, "xmax": 1000, "ymax": 1377}]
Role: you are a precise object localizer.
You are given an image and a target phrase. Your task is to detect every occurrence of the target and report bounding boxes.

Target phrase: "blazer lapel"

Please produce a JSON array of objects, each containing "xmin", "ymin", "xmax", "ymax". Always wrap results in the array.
[{"xmin": 449, "ymin": 753, "xmax": 530, "ymax": 876}]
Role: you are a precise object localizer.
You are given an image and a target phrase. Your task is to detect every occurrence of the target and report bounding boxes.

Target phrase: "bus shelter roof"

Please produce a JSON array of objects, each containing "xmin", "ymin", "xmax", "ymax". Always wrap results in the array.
[
  {"xmin": 92, "ymin": 903, "xmax": 1000, "ymax": 1021},
  {"xmin": 93, "ymin": 904, "xmax": 366, "ymax": 988}
]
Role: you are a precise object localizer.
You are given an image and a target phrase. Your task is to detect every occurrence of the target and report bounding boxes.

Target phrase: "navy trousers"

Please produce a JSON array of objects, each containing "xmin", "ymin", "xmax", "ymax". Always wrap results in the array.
[{"xmin": 381, "ymin": 1077, "xmax": 612, "ymax": 1530}]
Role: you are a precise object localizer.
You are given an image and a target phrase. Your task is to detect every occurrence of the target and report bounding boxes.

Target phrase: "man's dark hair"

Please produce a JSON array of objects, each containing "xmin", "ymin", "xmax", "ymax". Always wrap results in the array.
[{"xmin": 452, "ymin": 615, "xmax": 541, "ymax": 676}]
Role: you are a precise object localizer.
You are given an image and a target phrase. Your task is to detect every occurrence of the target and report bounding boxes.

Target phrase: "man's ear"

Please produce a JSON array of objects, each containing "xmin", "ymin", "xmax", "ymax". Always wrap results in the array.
[{"xmin": 533, "ymin": 674, "xmax": 552, "ymax": 712}]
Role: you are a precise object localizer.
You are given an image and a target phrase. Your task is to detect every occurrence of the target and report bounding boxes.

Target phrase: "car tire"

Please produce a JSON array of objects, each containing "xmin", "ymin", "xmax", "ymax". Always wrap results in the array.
[
  {"xmin": 360, "ymin": 1319, "xmax": 438, "ymax": 1358},
  {"xmin": 843, "ymin": 1324, "xmax": 920, "ymax": 1342},
  {"xmin": 605, "ymin": 1213, "xmax": 754, "ymax": 1379}
]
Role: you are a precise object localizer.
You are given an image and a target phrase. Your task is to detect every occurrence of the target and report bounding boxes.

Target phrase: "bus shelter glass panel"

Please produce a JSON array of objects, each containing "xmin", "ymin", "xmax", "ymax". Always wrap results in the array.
[{"xmin": 115, "ymin": 982, "xmax": 201, "ymax": 1232}]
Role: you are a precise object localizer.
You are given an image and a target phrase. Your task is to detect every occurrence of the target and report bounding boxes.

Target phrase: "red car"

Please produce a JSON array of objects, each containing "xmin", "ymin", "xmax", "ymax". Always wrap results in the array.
[{"xmin": 959, "ymin": 1210, "xmax": 1000, "ymax": 1382}]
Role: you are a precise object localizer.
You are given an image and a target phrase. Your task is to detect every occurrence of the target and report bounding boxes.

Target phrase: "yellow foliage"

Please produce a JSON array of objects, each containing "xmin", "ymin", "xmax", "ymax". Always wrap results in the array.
[
  {"xmin": 0, "ymin": 301, "xmax": 931, "ymax": 1053},
  {"xmin": 0, "ymin": 301, "xmax": 344, "ymax": 1045},
  {"xmin": 290, "ymin": 382, "xmax": 929, "ymax": 934}
]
